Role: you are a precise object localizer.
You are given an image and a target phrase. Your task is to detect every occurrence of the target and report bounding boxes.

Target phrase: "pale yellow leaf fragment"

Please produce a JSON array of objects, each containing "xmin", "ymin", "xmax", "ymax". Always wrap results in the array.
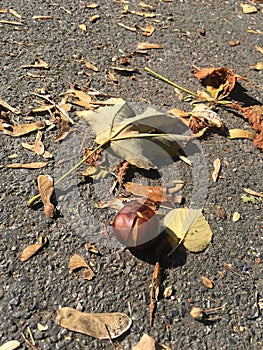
[
  {"xmin": 212, "ymin": 158, "xmax": 221, "ymax": 182},
  {"xmin": 0, "ymin": 340, "xmax": 21, "ymax": 350},
  {"xmin": 9, "ymin": 9, "xmax": 22, "ymax": 19},
  {"xmin": 255, "ymin": 46, "xmax": 263, "ymax": 55},
  {"xmin": 57, "ymin": 307, "xmax": 132, "ymax": 339},
  {"xmin": 79, "ymin": 23, "xmax": 87, "ymax": 32},
  {"xmin": 250, "ymin": 62, "xmax": 263, "ymax": 70},
  {"xmin": 32, "ymin": 15, "xmax": 53, "ymax": 20},
  {"xmin": 163, "ymin": 285, "xmax": 173, "ymax": 298},
  {"xmin": 232, "ymin": 212, "xmax": 241, "ymax": 222},
  {"xmin": 227, "ymin": 129, "xmax": 255, "ymax": 140},
  {"xmin": 89, "ymin": 14, "xmax": 100, "ymax": 22},
  {"xmin": 241, "ymin": 3, "xmax": 258, "ymax": 13},
  {"xmin": 137, "ymin": 42, "xmax": 162, "ymax": 50},
  {"xmin": 0, "ymin": 97, "xmax": 20, "ymax": 114},
  {"xmin": 84, "ymin": 3, "xmax": 99, "ymax": 9}
]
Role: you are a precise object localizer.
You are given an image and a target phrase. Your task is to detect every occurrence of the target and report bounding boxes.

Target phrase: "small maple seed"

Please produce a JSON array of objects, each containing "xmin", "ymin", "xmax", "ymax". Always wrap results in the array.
[{"xmin": 112, "ymin": 201, "xmax": 160, "ymax": 249}]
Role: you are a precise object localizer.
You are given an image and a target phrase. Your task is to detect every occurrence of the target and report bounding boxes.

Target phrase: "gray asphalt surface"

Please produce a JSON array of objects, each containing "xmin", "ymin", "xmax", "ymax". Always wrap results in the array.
[{"xmin": 0, "ymin": 1, "xmax": 263, "ymax": 349}]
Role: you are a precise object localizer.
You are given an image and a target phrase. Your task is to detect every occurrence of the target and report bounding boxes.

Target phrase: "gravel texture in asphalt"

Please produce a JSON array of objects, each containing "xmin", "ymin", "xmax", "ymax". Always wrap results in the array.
[{"xmin": 0, "ymin": 1, "xmax": 263, "ymax": 349}]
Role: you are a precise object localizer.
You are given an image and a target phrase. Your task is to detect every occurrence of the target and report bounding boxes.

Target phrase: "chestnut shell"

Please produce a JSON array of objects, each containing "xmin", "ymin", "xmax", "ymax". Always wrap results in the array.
[{"xmin": 112, "ymin": 201, "xmax": 160, "ymax": 248}]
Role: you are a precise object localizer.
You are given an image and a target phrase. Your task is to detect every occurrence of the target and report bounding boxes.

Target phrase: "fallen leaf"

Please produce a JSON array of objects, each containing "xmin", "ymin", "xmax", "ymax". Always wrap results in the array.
[
  {"xmin": 240, "ymin": 3, "xmax": 258, "ymax": 13},
  {"xmin": 66, "ymin": 86, "xmax": 92, "ymax": 109},
  {"xmin": 190, "ymin": 104, "xmax": 223, "ymax": 132},
  {"xmin": 37, "ymin": 175, "xmax": 55, "ymax": 218},
  {"xmin": 82, "ymin": 60, "xmax": 99, "ymax": 72},
  {"xmin": 232, "ymin": 212, "xmax": 240, "ymax": 222},
  {"xmin": 244, "ymin": 188, "xmax": 263, "ymax": 198},
  {"xmin": 20, "ymin": 58, "xmax": 49, "ymax": 69},
  {"xmin": 85, "ymin": 243, "xmax": 100, "ymax": 255},
  {"xmin": 193, "ymin": 67, "xmax": 237, "ymax": 99},
  {"xmin": 132, "ymin": 334, "xmax": 157, "ymax": 350},
  {"xmin": 163, "ymin": 285, "xmax": 173, "ymax": 298},
  {"xmin": 118, "ymin": 22, "xmax": 137, "ymax": 32},
  {"xmin": 255, "ymin": 45, "xmax": 263, "ymax": 55},
  {"xmin": 212, "ymin": 158, "xmax": 221, "ymax": 182},
  {"xmin": 0, "ymin": 97, "xmax": 20, "ymax": 114},
  {"xmin": 124, "ymin": 182, "xmax": 170, "ymax": 204},
  {"xmin": 84, "ymin": 3, "xmax": 99, "ymax": 9},
  {"xmin": 250, "ymin": 62, "xmax": 263, "ymax": 70},
  {"xmin": 77, "ymin": 99, "xmax": 190, "ymax": 170},
  {"xmin": 79, "ymin": 23, "xmax": 87, "ymax": 32},
  {"xmin": 139, "ymin": 24, "xmax": 155, "ymax": 36},
  {"xmin": 190, "ymin": 307, "xmax": 204, "ymax": 320},
  {"xmin": 137, "ymin": 42, "xmax": 162, "ymax": 50},
  {"xmin": 89, "ymin": 14, "xmax": 100, "ymax": 22},
  {"xmin": 227, "ymin": 129, "xmax": 255, "ymax": 140},
  {"xmin": 228, "ymin": 40, "xmax": 240, "ymax": 46},
  {"xmin": 6, "ymin": 162, "xmax": 47, "ymax": 169},
  {"xmin": 111, "ymin": 66, "xmax": 139, "ymax": 75},
  {"xmin": 37, "ymin": 323, "xmax": 48, "ymax": 331},
  {"xmin": 69, "ymin": 254, "xmax": 95, "ymax": 280},
  {"xmin": 164, "ymin": 208, "xmax": 213, "ymax": 252},
  {"xmin": 0, "ymin": 340, "xmax": 21, "ymax": 350},
  {"xmin": 139, "ymin": 2, "xmax": 156, "ymax": 10},
  {"xmin": 0, "ymin": 120, "xmax": 45, "ymax": 137},
  {"xmin": 57, "ymin": 307, "xmax": 132, "ymax": 339},
  {"xmin": 32, "ymin": 15, "xmax": 53, "ymax": 20},
  {"xmin": 20, "ymin": 236, "xmax": 47, "ymax": 262},
  {"xmin": 202, "ymin": 276, "xmax": 214, "ymax": 289}
]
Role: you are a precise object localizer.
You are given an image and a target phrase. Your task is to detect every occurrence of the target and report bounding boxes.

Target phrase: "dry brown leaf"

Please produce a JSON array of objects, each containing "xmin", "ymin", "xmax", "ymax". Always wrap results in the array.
[
  {"xmin": 89, "ymin": 14, "xmax": 100, "ymax": 22},
  {"xmin": 139, "ymin": 24, "xmax": 155, "ymax": 36},
  {"xmin": 163, "ymin": 285, "xmax": 173, "ymax": 298},
  {"xmin": 202, "ymin": 276, "xmax": 214, "ymax": 289},
  {"xmin": 228, "ymin": 40, "xmax": 240, "ymax": 46},
  {"xmin": 22, "ymin": 130, "xmax": 45, "ymax": 156},
  {"xmin": 9, "ymin": 9, "xmax": 22, "ymax": 19},
  {"xmin": 37, "ymin": 174, "xmax": 55, "ymax": 218},
  {"xmin": 0, "ymin": 97, "xmax": 20, "ymax": 114},
  {"xmin": 83, "ymin": 60, "xmax": 99, "ymax": 72},
  {"xmin": 111, "ymin": 66, "xmax": 139, "ymax": 75},
  {"xmin": 20, "ymin": 58, "xmax": 49, "ymax": 69},
  {"xmin": 20, "ymin": 236, "xmax": 47, "ymax": 262},
  {"xmin": 6, "ymin": 162, "xmax": 47, "ymax": 169},
  {"xmin": 244, "ymin": 188, "xmax": 263, "ymax": 198},
  {"xmin": 118, "ymin": 22, "xmax": 137, "ymax": 32},
  {"xmin": 132, "ymin": 334, "xmax": 157, "ymax": 350},
  {"xmin": 0, "ymin": 120, "xmax": 45, "ymax": 137},
  {"xmin": 85, "ymin": 242, "xmax": 100, "ymax": 255},
  {"xmin": 57, "ymin": 307, "xmax": 132, "ymax": 339},
  {"xmin": 124, "ymin": 182, "xmax": 170, "ymax": 204},
  {"xmin": 212, "ymin": 158, "xmax": 221, "ymax": 182},
  {"xmin": 193, "ymin": 67, "xmax": 237, "ymax": 99},
  {"xmin": 66, "ymin": 87, "xmax": 92, "ymax": 109},
  {"xmin": 137, "ymin": 42, "xmax": 162, "ymax": 50},
  {"xmin": 69, "ymin": 254, "xmax": 95, "ymax": 280}
]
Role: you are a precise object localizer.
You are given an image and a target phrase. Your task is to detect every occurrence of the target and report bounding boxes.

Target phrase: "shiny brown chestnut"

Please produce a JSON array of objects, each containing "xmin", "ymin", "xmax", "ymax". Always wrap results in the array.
[{"xmin": 112, "ymin": 201, "xmax": 160, "ymax": 249}]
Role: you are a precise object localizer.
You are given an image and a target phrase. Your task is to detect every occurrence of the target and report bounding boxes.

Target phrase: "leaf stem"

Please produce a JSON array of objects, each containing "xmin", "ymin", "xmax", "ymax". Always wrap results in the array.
[
  {"xmin": 144, "ymin": 67, "xmax": 198, "ymax": 97},
  {"xmin": 27, "ymin": 143, "xmax": 104, "ymax": 206}
]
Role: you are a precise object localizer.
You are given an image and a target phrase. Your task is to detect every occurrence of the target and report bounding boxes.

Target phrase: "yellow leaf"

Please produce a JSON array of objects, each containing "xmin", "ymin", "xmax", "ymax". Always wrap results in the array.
[
  {"xmin": 227, "ymin": 129, "xmax": 255, "ymax": 140},
  {"xmin": 164, "ymin": 208, "xmax": 212, "ymax": 252}
]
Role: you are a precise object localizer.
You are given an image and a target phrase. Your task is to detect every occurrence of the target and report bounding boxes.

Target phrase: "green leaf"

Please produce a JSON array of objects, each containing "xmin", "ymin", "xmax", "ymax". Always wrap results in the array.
[{"xmin": 163, "ymin": 207, "xmax": 213, "ymax": 252}]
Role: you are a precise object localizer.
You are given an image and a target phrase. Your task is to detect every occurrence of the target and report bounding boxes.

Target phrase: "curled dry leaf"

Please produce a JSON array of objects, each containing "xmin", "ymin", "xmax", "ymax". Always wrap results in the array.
[
  {"xmin": 37, "ymin": 174, "xmax": 55, "ymax": 218},
  {"xmin": 0, "ymin": 119, "xmax": 45, "ymax": 137},
  {"xmin": 202, "ymin": 276, "xmax": 214, "ymax": 289},
  {"xmin": 212, "ymin": 158, "xmax": 221, "ymax": 182},
  {"xmin": 164, "ymin": 208, "xmax": 213, "ymax": 253},
  {"xmin": 57, "ymin": 307, "xmax": 132, "ymax": 339},
  {"xmin": 69, "ymin": 254, "xmax": 95, "ymax": 280},
  {"xmin": 193, "ymin": 67, "xmax": 237, "ymax": 99},
  {"xmin": 20, "ymin": 236, "xmax": 47, "ymax": 262}
]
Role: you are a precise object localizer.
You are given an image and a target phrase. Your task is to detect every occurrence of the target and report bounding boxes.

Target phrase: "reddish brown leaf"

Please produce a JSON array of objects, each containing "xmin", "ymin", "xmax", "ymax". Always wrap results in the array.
[
  {"xmin": 124, "ymin": 182, "xmax": 170, "ymax": 204},
  {"xmin": 193, "ymin": 67, "xmax": 237, "ymax": 99}
]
